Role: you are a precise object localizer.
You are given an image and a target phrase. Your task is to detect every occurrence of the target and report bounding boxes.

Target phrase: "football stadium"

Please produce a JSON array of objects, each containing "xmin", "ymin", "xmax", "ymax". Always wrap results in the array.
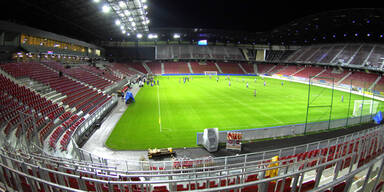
[{"xmin": 1, "ymin": 1, "xmax": 384, "ymax": 191}]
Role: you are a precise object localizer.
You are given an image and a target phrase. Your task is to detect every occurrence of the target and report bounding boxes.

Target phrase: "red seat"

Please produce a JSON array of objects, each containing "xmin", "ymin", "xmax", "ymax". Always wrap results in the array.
[
  {"xmin": 153, "ymin": 185, "xmax": 168, "ymax": 192},
  {"xmin": 332, "ymin": 182, "xmax": 346, "ymax": 192},
  {"xmin": 242, "ymin": 184, "xmax": 258, "ymax": 192},
  {"xmin": 299, "ymin": 180, "xmax": 315, "ymax": 192}
]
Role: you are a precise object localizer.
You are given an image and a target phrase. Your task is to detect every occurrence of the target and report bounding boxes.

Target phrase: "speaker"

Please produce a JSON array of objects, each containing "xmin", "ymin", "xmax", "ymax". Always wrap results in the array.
[{"xmin": 202, "ymin": 128, "xmax": 219, "ymax": 152}]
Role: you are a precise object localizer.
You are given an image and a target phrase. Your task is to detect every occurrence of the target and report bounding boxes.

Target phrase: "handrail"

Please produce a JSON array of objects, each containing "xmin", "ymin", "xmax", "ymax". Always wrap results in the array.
[
  {"xmin": 73, "ymin": 124, "xmax": 381, "ymax": 172},
  {"xmin": 1, "ymin": 126, "xmax": 380, "ymax": 181},
  {"xmin": 0, "ymin": 162, "xmax": 85, "ymax": 192}
]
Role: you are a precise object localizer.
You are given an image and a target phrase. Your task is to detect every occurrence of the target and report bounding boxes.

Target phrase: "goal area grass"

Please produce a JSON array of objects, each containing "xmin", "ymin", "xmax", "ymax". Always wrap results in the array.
[{"xmin": 105, "ymin": 76, "xmax": 383, "ymax": 150}]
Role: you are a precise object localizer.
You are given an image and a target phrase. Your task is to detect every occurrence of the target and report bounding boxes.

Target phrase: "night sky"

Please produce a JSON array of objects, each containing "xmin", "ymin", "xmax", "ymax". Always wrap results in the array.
[
  {"xmin": 0, "ymin": 0, "xmax": 350, "ymax": 42},
  {"xmin": 148, "ymin": 0, "xmax": 343, "ymax": 32}
]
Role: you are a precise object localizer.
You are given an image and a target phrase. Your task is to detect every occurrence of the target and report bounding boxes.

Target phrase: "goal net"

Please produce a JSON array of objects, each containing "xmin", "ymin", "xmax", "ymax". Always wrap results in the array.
[
  {"xmin": 204, "ymin": 71, "xmax": 218, "ymax": 76},
  {"xmin": 353, "ymin": 100, "xmax": 379, "ymax": 117}
]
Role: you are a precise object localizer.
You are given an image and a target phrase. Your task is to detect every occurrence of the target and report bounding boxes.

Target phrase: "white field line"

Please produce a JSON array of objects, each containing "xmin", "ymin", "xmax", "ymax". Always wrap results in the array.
[{"xmin": 157, "ymin": 84, "xmax": 162, "ymax": 132}]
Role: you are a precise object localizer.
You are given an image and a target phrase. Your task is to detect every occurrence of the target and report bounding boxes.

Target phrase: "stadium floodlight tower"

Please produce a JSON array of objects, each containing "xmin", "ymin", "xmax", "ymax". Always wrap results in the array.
[{"xmin": 99, "ymin": 0, "xmax": 150, "ymax": 35}]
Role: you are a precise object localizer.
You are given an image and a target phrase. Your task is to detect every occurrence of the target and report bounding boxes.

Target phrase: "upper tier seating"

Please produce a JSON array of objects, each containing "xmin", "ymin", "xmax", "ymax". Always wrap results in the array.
[{"xmin": 286, "ymin": 43, "xmax": 384, "ymax": 70}]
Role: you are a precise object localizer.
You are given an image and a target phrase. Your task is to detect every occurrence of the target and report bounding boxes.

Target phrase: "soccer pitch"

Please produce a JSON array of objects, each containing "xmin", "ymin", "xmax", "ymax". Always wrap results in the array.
[{"xmin": 106, "ymin": 76, "xmax": 383, "ymax": 150}]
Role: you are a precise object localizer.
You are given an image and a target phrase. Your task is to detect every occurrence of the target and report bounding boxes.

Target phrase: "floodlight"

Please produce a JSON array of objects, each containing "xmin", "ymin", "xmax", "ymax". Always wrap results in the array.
[
  {"xmin": 102, "ymin": 5, "xmax": 110, "ymax": 13},
  {"xmin": 142, "ymin": 0, "xmax": 147, "ymax": 3},
  {"xmin": 129, "ymin": 17, "xmax": 133, "ymax": 22},
  {"xmin": 124, "ymin": 10, "xmax": 130, "ymax": 16},
  {"xmin": 148, "ymin": 33, "xmax": 158, "ymax": 39},
  {"xmin": 173, "ymin": 33, "xmax": 180, "ymax": 39},
  {"xmin": 93, "ymin": 0, "xmax": 100, "ymax": 3},
  {"xmin": 118, "ymin": 1, "xmax": 126, "ymax": 8},
  {"xmin": 136, "ymin": 33, "xmax": 143, "ymax": 39},
  {"xmin": 131, "ymin": 22, "xmax": 136, "ymax": 26},
  {"xmin": 143, "ymin": 5, "xmax": 148, "ymax": 9},
  {"xmin": 122, "ymin": 30, "xmax": 126, "ymax": 34},
  {"xmin": 115, "ymin": 19, "xmax": 121, "ymax": 26}
]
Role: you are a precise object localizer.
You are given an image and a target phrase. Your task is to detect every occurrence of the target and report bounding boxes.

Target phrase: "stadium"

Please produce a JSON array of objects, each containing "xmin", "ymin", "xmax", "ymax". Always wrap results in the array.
[{"xmin": 0, "ymin": 1, "xmax": 384, "ymax": 191}]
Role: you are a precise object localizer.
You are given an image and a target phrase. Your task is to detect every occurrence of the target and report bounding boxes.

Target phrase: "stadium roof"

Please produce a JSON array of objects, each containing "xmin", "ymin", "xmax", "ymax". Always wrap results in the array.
[{"xmin": 0, "ymin": 1, "xmax": 383, "ymax": 45}]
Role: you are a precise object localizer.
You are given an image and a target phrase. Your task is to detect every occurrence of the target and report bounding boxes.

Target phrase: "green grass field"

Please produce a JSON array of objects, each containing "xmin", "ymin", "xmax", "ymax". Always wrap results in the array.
[{"xmin": 105, "ymin": 76, "xmax": 383, "ymax": 150}]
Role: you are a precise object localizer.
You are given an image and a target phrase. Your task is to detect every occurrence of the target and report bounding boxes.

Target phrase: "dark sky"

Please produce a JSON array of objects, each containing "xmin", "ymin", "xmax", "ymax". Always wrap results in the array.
[
  {"xmin": 148, "ymin": 0, "xmax": 343, "ymax": 32},
  {"xmin": 0, "ymin": 0, "xmax": 349, "ymax": 42}
]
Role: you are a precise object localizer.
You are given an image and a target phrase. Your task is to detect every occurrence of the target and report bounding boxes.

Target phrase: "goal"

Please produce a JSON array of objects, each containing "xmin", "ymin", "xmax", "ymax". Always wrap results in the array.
[
  {"xmin": 204, "ymin": 71, "xmax": 218, "ymax": 76},
  {"xmin": 353, "ymin": 100, "xmax": 380, "ymax": 117}
]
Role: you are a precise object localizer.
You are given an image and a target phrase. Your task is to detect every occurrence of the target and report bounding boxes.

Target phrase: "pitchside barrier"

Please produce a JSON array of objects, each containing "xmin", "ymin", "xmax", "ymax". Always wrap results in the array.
[
  {"xmin": 196, "ymin": 73, "xmax": 383, "ymax": 145},
  {"xmin": 196, "ymin": 114, "xmax": 373, "ymax": 145}
]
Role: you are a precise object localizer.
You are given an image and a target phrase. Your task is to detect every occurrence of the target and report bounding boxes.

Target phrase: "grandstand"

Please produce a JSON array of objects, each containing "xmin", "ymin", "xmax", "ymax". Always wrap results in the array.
[{"xmin": 1, "ymin": 5, "xmax": 384, "ymax": 192}]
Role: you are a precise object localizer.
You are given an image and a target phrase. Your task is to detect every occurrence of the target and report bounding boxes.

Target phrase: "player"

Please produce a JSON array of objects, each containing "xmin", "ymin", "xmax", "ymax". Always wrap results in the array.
[
  {"xmin": 157, "ymin": 79, "xmax": 159, "ymax": 85},
  {"xmin": 341, "ymin": 95, "xmax": 344, "ymax": 102},
  {"xmin": 216, "ymin": 77, "xmax": 219, "ymax": 82},
  {"xmin": 254, "ymin": 89, "xmax": 256, "ymax": 97},
  {"xmin": 281, "ymin": 81, "xmax": 284, "ymax": 86},
  {"xmin": 246, "ymin": 82, "xmax": 249, "ymax": 88},
  {"xmin": 229, "ymin": 81, "xmax": 231, "ymax": 87},
  {"xmin": 254, "ymin": 78, "xmax": 257, "ymax": 83},
  {"xmin": 264, "ymin": 81, "xmax": 266, "ymax": 87}
]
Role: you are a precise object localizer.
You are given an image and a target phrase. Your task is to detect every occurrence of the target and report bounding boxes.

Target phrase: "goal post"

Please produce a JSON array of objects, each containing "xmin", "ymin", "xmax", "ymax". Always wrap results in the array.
[
  {"xmin": 204, "ymin": 71, "xmax": 218, "ymax": 76},
  {"xmin": 353, "ymin": 100, "xmax": 379, "ymax": 117}
]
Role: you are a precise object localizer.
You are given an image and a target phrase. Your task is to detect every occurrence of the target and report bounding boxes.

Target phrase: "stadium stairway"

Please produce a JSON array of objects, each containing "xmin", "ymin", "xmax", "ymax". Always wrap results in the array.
[
  {"xmin": 265, "ymin": 65, "xmax": 277, "ymax": 74},
  {"xmin": 214, "ymin": 62, "xmax": 223, "ymax": 73},
  {"xmin": 253, "ymin": 63, "xmax": 258, "ymax": 74},
  {"xmin": 142, "ymin": 62, "xmax": 152, "ymax": 74},
  {"xmin": 290, "ymin": 66, "xmax": 306, "ymax": 76},
  {"xmin": 369, "ymin": 75, "xmax": 382, "ymax": 90},
  {"xmin": 238, "ymin": 63, "xmax": 247, "ymax": 74},
  {"xmin": 187, "ymin": 62, "xmax": 193, "ymax": 73},
  {"xmin": 336, "ymin": 71, "xmax": 352, "ymax": 85}
]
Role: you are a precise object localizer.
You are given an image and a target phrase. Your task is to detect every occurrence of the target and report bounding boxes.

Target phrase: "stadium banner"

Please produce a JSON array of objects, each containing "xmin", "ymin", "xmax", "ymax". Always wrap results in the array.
[{"xmin": 226, "ymin": 131, "xmax": 242, "ymax": 151}]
